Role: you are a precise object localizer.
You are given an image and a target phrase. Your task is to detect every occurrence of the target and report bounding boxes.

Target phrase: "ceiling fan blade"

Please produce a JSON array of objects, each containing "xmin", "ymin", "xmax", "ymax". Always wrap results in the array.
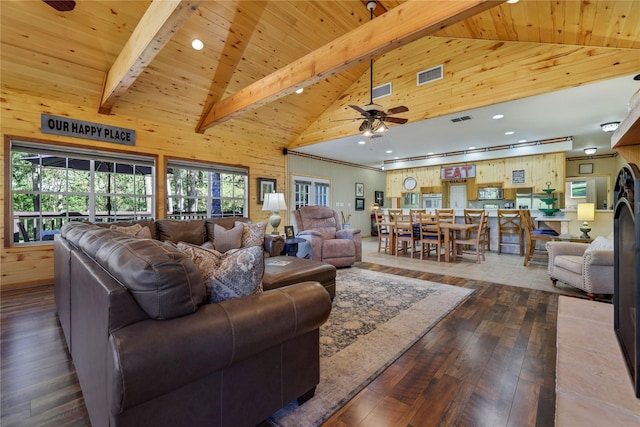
[
  {"xmin": 330, "ymin": 117, "xmax": 365, "ymax": 122},
  {"xmin": 349, "ymin": 104, "xmax": 369, "ymax": 116},
  {"xmin": 43, "ymin": 0, "xmax": 76, "ymax": 11},
  {"xmin": 383, "ymin": 116, "xmax": 408, "ymax": 124},
  {"xmin": 384, "ymin": 105, "xmax": 409, "ymax": 115}
]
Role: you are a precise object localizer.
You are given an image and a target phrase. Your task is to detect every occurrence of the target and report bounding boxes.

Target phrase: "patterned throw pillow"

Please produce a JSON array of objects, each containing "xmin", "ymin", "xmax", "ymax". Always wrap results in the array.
[
  {"xmin": 110, "ymin": 223, "xmax": 152, "ymax": 239},
  {"xmin": 584, "ymin": 236, "xmax": 613, "ymax": 254},
  {"xmin": 177, "ymin": 242, "xmax": 264, "ymax": 303},
  {"xmin": 212, "ymin": 223, "xmax": 242, "ymax": 252},
  {"xmin": 236, "ymin": 221, "xmax": 267, "ymax": 248}
]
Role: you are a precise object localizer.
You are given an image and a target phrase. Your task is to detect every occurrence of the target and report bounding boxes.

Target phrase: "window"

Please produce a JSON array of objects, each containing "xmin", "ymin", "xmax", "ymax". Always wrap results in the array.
[
  {"xmin": 166, "ymin": 159, "xmax": 248, "ymax": 219},
  {"xmin": 292, "ymin": 176, "xmax": 331, "ymax": 210},
  {"xmin": 10, "ymin": 140, "xmax": 155, "ymax": 244}
]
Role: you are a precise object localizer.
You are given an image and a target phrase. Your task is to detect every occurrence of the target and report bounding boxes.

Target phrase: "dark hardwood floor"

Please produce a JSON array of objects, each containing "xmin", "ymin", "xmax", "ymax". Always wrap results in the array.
[{"xmin": 1, "ymin": 262, "xmax": 566, "ymax": 427}]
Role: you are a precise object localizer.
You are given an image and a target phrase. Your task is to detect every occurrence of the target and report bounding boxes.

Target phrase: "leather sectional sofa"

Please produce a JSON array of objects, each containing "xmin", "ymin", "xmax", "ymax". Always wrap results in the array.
[{"xmin": 54, "ymin": 217, "xmax": 332, "ymax": 427}]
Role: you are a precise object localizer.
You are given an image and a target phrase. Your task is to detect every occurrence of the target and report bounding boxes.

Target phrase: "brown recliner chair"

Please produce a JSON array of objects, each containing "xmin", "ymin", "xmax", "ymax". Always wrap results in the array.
[{"xmin": 293, "ymin": 206, "xmax": 361, "ymax": 267}]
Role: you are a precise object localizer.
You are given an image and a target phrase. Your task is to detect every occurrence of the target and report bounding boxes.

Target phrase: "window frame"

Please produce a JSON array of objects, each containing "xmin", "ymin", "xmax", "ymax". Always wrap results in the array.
[
  {"xmin": 165, "ymin": 158, "xmax": 248, "ymax": 220},
  {"xmin": 7, "ymin": 138, "xmax": 157, "ymax": 246}
]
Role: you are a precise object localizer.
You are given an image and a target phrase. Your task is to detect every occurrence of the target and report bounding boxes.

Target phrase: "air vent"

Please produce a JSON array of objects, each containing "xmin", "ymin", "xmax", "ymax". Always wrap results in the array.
[
  {"xmin": 417, "ymin": 65, "xmax": 443, "ymax": 86},
  {"xmin": 372, "ymin": 83, "xmax": 392, "ymax": 100},
  {"xmin": 451, "ymin": 115, "xmax": 472, "ymax": 123}
]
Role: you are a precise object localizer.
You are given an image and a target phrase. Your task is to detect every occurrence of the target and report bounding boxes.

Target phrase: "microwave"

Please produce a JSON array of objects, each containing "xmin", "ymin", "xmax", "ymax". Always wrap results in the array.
[{"xmin": 478, "ymin": 188, "xmax": 503, "ymax": 200}]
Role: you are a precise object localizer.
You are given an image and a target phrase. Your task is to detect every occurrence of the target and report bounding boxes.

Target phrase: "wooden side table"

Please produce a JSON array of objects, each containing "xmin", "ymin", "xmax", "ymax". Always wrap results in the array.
[{"xmin": 551, "ymin": 236, "xmax": 593, "ymax": 244}]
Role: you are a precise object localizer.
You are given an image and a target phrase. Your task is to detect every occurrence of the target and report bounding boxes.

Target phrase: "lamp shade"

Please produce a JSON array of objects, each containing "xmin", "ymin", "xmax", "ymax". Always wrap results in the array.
[
  {"xmin": 577, "ymin": 203, "xmax": 595, "ymax": 221},
  {"xmin": 262, "ymin": 192, "xmax": 287, "ymax": 211}
]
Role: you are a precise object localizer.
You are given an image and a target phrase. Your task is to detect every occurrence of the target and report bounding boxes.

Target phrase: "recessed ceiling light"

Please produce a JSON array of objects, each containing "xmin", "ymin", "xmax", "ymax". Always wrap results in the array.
[
  {"xmin": 506, "ymin": 0, "xmax": 519, "ymax": 3},
  {"xmin": 492, "ymin": 114, "xmax": 504, "ymax": 120},
  {"xmin": 386, "ymin": 150, "xmax": 393, "ymax": 154},
  {"xmin": 191, "ymin": 39, "xmax": 204, "ymax": 50},
  {"xmin": 295, "ymin": 88, "xmax": 304, "ymax": 94},
  {"xmin": 468, "ymin": 146, "xmax": 476, "ymax": 150},
  {"xmin": 518, "ymin": 139, "xmax": 527, "ymax": 143},
  {"xmin": 358, "ymin": 140, "xmax": 366, "ymax": 145},
  {"xmin": 505, "ymin": 131, "xmax": 515, "ymax": 135},
  {"xmin": 393, "ymin": 156, "xmax": 399, "ymax": 160},
  {"xmin": 427, "ymin": 152, "xmax": 434, "ymax": 155}
]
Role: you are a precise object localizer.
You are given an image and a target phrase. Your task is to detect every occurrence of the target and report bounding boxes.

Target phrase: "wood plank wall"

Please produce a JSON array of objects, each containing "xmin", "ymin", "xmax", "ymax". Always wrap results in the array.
[{"xmin": 0, "ymin": 89, "xmax": 286, "ymax": 289}]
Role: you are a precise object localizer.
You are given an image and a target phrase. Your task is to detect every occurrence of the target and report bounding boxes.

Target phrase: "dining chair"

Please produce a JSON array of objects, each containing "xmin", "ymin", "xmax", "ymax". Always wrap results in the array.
[
  {"xmin": 435, "ymin": 210, "xmax": 455, "ymax": 262},
  {"xmin": 394, "ymin": 214, "xmax": 416, "ymax": 257},
  {"xmin": 415, "ymin": 212, "xmax": 442, "ymax": 260},
  {"xmin": 497, "ymin": 209, "xmax": 523, "ymax": 256},
  {"xmin": 521, "ymin": 209, "xmax": 556, "ymax": 266},
  {"xmin": 409, "ymin": 208, "xmax": 427, "ymax": 220},
  {"xmin": 452, "ymin": 211, "xmax": 489, "ymax": 263},
  {"xmin": 464, "ymin": 209, "xmax": 491, "ymax": 252},
  {"xmin": 374, "ymin": 210, "xmax": 391, "ymax": 253},
  {"xmin": 388, "ymin": 209, "xmax": 403, "ymax": 221}
]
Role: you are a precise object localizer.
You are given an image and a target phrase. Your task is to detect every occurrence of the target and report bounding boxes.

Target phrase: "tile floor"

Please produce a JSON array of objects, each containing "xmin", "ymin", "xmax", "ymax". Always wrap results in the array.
[
  {"xmin": 556, "ymin": 296, "xmax": 640, "ymax": 426},
  {"xmin": 361, "ymin": 237, "xmax": 584, "ymax": 297}
]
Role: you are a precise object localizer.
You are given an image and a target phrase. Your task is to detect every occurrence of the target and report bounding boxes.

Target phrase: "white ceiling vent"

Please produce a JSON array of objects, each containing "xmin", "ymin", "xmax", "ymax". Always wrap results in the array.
[
  {"xmin": 417, "ymin": 65, "xmax": 443, "ymax": 86},
  {"xmin": 451, "ymin": 115, "xmax": 472, "ymax": 123},
  {"xmin": 372, "ymin": 82, "xmax": 392, "ymax": 100}
]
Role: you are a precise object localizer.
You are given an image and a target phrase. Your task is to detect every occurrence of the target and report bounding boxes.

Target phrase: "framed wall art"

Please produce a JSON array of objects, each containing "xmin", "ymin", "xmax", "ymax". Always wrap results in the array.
[
  {"xmin": 374, "ymin": 190, "xmax": 384, "ymax": 207},
  {"xmin": 258, "ymin": 178, "xmax": 276, "ymax": 204},
  {"xmin": 355, "ymin": 198, "xmax": 365, "ymax": 210},
  {"xmin": 355, "ymin": 182, "xmax": 364, "ymax": 197},
  {"xmin": 579, "ymin": 163, "xmax": 593, "ymax": 174}
]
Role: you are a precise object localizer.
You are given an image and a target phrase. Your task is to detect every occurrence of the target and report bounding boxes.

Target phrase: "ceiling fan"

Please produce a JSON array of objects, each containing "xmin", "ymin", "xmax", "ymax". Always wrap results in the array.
[
  {"xmin": 347, "ymin": 1, "xmax": 409, "ymax": 137},
  {"xmin": 42, "ymin": 1, "xmax": 76, "ymax": 12}
]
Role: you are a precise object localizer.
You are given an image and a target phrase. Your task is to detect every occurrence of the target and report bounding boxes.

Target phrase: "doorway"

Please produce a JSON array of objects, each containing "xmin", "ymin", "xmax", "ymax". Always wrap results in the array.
[{"xmin": 449, "ymin": 184, "xmax": 467, "ymax": 209}]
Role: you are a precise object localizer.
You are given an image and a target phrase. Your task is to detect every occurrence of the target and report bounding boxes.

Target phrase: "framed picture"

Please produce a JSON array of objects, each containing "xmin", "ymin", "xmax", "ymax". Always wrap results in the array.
[
  {"xmin": 570, "ymin": 181, "xmax": 587, "ymax": 198},
  {"xmin": 355, "ymin": 198, "xmax": 365, "ymax": 210},
  {"xmin": 258, "ymin": 178, "xmax": 276, "ymax": 204},
  {"xmin": 284, "ymin": 226, "xmax": 295, "ymax": 238},
  {"xmin": 374, "ymin": 190, "xmax": 384, "ymax": 207},
  {"xmin": 579, "ymin": 163, "xmax": 593, "ymax": 174},
  {"xmin": 355, "ymin": 182, "xmax": 364, "ymax": 197}
]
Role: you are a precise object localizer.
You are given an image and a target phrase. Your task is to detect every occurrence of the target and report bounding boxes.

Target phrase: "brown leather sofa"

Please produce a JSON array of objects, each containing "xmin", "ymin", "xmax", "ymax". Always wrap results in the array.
[{"xmin": 54, "ymin": 218, "xmax": 332, "ymax": 427}]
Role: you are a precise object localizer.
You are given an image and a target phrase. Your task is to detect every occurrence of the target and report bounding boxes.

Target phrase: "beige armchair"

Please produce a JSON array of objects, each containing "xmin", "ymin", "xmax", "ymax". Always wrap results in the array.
[
  {"xmin": 293, "ymin": 206, "xmax": 362, "ymax": 267},
  {"xmin": 545, "ymin": 236, "xmax": 614, "ymax": 299}
]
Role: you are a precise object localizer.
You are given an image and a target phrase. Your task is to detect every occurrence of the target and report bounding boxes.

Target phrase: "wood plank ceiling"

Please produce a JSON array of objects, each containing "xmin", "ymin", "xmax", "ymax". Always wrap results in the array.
[{"xmin": 1, "ymin": 0, "xmax": 638, "ymax": 152}]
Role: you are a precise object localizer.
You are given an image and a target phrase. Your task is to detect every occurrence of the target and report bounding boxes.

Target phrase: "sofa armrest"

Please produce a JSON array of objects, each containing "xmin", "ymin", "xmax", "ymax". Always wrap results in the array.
[
  {"xmin": 546, "ymin": 241, "xmax": 589, "ymax": 276},
  {"xmin": 584, "ymin": 250, "xmax": 614, "ymax": 266},
  {"xmin": 107, "ymin": 282, "xmax": 331, "ymax": 413},
  {"xmin": 264, "ymin": 234, "xmax": 285, "ymax": 257}
]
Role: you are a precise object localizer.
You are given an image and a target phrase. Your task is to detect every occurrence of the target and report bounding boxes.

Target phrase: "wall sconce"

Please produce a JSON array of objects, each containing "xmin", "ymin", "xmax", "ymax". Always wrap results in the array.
[
  {"xmin": 584, "ymin": 147, "xmax": 597, "ymax": 155},
  {"xmin": 577, "ymin": 202, "xmax": 595, "ymax": 239},
  {"xmin": 600, "ymin": 121, "xmax": 620, "ymax": 132},
  {"xmin": 262, "ymin": 192, "xmax": 287, "ymax": 234}
]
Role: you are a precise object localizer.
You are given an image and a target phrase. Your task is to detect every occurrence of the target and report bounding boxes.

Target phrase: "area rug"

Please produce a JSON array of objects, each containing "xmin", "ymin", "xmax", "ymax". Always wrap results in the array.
[{"xmin": 268, "ymin": 267, "xmax": 473, "ymax": 427}]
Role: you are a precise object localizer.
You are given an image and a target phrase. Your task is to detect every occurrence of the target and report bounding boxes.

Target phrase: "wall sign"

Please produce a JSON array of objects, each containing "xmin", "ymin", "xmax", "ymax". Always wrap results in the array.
[
  {"xmin": 512, "ymin": 169, "xmax": 526, "ymax": 184},
  {"xmin": 441, "ymin": 165, "xmax": 475, "ymax": 180},
  {"xmin": 41, "ymin": 114, "xmax": 136, "ymax": 146}
]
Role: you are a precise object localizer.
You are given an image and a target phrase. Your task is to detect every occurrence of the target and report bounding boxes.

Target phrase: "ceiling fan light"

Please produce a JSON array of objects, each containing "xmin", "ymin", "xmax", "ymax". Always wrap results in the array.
[
  {"xmin": 374, "ymin": 121, "xmax": 388, "ymax": 133},
  {"xmin": 584, "ymin": 147, "xmax": 597, "ymax": 155},
  {"xmin": 600, "ymin": 121, "xmax": 620, "ymax": 132},
  {"xmin": 363, "ymin": 129, "xmax": 373, "ymax": 137}
]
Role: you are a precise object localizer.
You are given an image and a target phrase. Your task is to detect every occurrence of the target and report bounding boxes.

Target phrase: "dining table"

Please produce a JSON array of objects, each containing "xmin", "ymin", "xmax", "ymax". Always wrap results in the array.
[
  {"xmin": 381, "ymin": 220, "xmax": 478, "ymax": 262},
  {"xmin": 433, "ymin": 222, "xmax": 478, "ymax": 262}
]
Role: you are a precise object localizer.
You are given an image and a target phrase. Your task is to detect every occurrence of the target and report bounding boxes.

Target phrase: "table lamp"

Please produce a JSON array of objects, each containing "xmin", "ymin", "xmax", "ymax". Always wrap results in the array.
[
  {"xmin": 576, "ymin": 203, "xmax": 595, "ymax": 239},
  {"xmin": 262, "ymin": 192, "xmax": 287, "ymax": 234}
]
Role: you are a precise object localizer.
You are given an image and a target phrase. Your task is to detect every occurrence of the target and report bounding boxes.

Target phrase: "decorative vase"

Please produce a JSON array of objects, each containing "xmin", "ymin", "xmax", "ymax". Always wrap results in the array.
[{"xmin": 539, "ymin": 181, "xmax": 560, "ymax": 216}]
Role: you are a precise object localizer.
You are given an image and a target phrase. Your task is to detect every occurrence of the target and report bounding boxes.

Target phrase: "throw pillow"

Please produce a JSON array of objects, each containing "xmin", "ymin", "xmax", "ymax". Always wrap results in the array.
[
  {"xmin": 110, "ymin": 223, "xmax": 152, "ymax": 239},
  {"xmin": 177, "ymin": 242, "xmax": 264, "ymax": 303},
  {"xmin": 584, "ymin": 236, "xmax": 613, "ymax": 254},
  {"xmin": 236, "ymin": 221, "xmax": 267, "ymax": 248},
  {"xmin": 212, "ymin": 223, "xmax": 242, "ymax": 252}
]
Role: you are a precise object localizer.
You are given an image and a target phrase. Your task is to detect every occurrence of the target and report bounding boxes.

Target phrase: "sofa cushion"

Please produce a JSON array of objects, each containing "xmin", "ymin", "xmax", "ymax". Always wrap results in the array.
[
  {"xmin": 95, "ymin": 237, "xmax": 205, "ymax": 319},
  {"xmin": 212, "ymin": 223, "xmax": 242, "ymax": 252},
  {"xmin": 554, "ymin": 255, "xmax": 584, "ymax": 275},
  {"xmin": 178, "ymin": 243, "xmax": 264, "ymax": 303},
  {"xmin": 584, "ymin": 236, "xmax": 613, "ymax": 254},
  {"xmin": 110, "ymin": 223, "xmax": 152, "ymax": 239},
  {"xmin": 156, "ymin": 219, "xmax": 206, "ymax": 245},
  {"xmin": 236, "ymin": 221, "xmax": 267, "ymax": 248}
]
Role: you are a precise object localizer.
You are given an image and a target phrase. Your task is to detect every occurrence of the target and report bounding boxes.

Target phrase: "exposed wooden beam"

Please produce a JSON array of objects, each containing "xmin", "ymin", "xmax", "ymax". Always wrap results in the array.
[
  {"xmin": 197, "ymin": 0, "xmax": 504, "ymax": 133},
  {"xmin": 99, "ymin": 0, "xmax": 202, "ymax": 115}
]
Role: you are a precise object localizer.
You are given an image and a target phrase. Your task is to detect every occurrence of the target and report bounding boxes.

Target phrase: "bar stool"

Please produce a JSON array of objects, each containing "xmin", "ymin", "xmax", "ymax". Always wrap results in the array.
[
  {"xmin": 497, "ymin": 209, "xmax": 523, "ymax": 256},
  {"xmin": 464, "ymin": 209, "xmax": 490, "ymax": 252}
]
